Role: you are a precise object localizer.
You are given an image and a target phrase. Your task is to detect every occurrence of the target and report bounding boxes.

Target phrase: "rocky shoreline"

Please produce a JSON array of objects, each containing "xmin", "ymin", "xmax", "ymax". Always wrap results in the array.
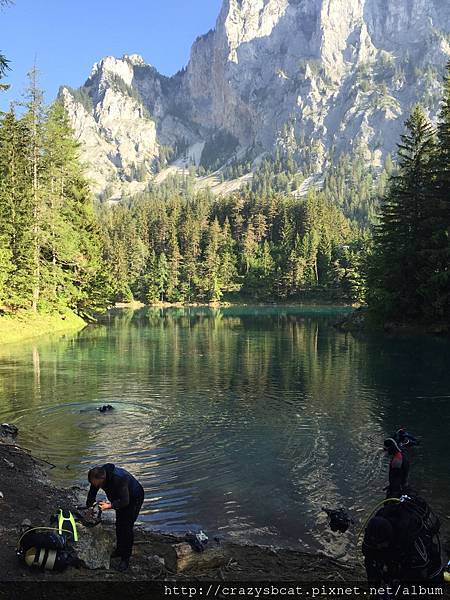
[{"xmin": 0, "ymin": 433, "xmax": 365, "ymax": 584}]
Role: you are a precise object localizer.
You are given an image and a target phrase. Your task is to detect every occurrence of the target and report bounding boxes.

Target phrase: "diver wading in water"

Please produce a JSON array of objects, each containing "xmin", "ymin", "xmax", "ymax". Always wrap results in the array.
[
  {"xmin": 362, "ymin": 430, "xmax": 443, "ymax": 589},
  {"xmin": 383, "ymin": 438, "xmax": 410, "ymax": 498},
  {"xmin": 86, "ymin": 464, "xmax": 144, "ymax": 571}
]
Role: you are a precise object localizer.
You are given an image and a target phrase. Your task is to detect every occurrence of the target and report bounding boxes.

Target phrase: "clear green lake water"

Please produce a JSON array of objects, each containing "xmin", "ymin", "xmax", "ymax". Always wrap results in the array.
[{"xmin": 0, "ymin": 306, "xmax": 449, "ymax": 557}]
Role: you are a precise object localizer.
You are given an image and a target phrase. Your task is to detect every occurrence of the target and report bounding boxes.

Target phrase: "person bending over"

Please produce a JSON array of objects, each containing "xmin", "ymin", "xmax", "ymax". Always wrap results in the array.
[{"xmin": 86, "ymin": 463, "xmax": 144, "ymax": 571}]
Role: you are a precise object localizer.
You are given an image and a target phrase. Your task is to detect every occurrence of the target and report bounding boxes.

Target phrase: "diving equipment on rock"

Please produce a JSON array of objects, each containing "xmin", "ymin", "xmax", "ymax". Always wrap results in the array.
[
  {"xmin": 75, "ymin": 501, "xmax": 103, "ymax": 527},
  {"xmin": 49, "ymin": 509, "xmax": 78, "ymax": 541},
  {"xmin": 196, "ymin": 530, "xmax": 208, "ymax": 543},
  {"xmin": 185, "ymin": 530, "xmax": 209, "ymax": 552},
  {"xmin": 362, "ymin": 495, "xmax": 442, "ymax": 584},
  {"xmin": 23, "ymin": 546, "xmax": 76, "ymax": 571},
  {"xmin": 17, "ymin": 526, "xmax": 79, "ymax": 572},
  {"xmin": 322, "ymin": 507, "xmax": 354, "ymax": 533},
  {"xmin": 18, "ymin": 528, "xmax": 66, "ymax": 553}
]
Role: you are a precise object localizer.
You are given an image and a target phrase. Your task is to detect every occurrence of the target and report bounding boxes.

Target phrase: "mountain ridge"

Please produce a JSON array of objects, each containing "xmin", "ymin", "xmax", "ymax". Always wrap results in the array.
[{"xmin": 60, "ymin": 0, "xmax": 450, "ymax": 200}]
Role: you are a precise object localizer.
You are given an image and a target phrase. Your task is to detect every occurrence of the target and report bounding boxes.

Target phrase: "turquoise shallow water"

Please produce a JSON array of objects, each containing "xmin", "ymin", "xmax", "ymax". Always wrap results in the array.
[{"xmin": 0, "ymin": 306, "xmax": 449, "ymax": 557}]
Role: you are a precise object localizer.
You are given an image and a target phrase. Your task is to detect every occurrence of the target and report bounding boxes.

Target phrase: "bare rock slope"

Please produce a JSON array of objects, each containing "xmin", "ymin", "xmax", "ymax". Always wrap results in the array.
[{"xmin": 60, "ymin": 0, "xmax": 450, "ymax": 199}]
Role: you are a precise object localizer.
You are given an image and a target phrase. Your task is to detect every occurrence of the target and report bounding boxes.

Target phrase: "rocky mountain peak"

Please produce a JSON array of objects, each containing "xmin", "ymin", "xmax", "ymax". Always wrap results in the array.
[
  {"xmin": 88, "ymin": 55, "xmax": 136, "ymax": 89},
  {"xmin": 219, "ymin": 0, "xmax": 290, "ymax": 62},
  {"xmin": 60, "ymin": 0, "xmax": 450, "ymax": 201},
  {"xmin": 123, "ymin": 53, "xmax": 147, "ymax": 66}
]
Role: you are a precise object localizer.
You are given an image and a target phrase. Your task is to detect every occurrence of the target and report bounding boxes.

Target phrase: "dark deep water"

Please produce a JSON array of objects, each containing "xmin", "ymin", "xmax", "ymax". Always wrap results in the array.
[{"xmin": 0, "ymin": 306, "xmax": 449, "ymax": 558}]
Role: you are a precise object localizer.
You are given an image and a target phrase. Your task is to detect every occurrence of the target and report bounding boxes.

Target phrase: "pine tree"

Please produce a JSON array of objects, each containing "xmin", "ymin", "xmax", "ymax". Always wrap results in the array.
[
  {"xmin": 166, "ymin": 222, "xmax": 182, "ymax": 302},
  {"xmin": 179, "ymin": 212, "xmax": 201, "ymax": 301},
  {"xmin": 157, "ymin": 253, "xmax": 169, "ymax": 302},
  {"xmin": 242, "ymin": 223, "xmax": 258, "ymax": 274},
  {"xmin": 0, "ymin": 235, "xmax": 12, "ymax": 305},
  {"xmin": 22, "ymin": 67, "xmax": 46, "ymax": 311},
  {"xmin": 425, "ymin": 61, "xmax": 450, "ymax": 319},
  {"xmin": 219, "ymin": 217, "xmax": 239, "ymax": 294},
  {"xmin": 42, "ymin": 100, "xmax": 79, "ymax": 307},
  {"xmin": 0, "ymin": 0, "xmax": 11, "ymax": 92},
  {"xmin": 0, "ymin": 53, "xmax": 10, "ymax": 91},
  {"xmin": 0, "ymin": 110, "xmax": 34, "ymax": 308},
  {"xmin": 286, "ymin": 234, "xmax": 307, "ymax": 295},
  {"xmin": 144, "ymin": 251, "xmax": 160, "ymax": 304},
  {"xmin": 202, "ymin": 218, "xmax": 223, "ymax": 302},
  {"xmin": 368, "ymin": 105, "xmax": 436, "ymax": 320},
  {"xmin": 40, "ymin": 101, "xmax": 109, "ymax": 316}
]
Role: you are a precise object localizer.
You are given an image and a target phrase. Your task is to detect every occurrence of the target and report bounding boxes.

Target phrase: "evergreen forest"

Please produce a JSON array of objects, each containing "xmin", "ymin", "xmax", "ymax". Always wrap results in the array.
[{"xmin": 1, "ymin": 50, "xmax": 449, "ymax": 326}]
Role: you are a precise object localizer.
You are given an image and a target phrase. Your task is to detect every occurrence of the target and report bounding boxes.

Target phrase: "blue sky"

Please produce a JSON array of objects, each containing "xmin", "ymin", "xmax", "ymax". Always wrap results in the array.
[{"xmin": 0, "ymin": 0, "xmax": 222, "ymax": 110}]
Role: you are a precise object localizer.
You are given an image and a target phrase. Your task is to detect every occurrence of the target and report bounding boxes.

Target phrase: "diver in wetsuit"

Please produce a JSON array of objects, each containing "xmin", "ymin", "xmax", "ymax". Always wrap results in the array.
[
  {"xmin": 384, "ymin": 438, "xmax": 409, "ymax": 498},
  {"xmin": 86, "ymin": 464, "xmax": 144, "ymax": 572}
]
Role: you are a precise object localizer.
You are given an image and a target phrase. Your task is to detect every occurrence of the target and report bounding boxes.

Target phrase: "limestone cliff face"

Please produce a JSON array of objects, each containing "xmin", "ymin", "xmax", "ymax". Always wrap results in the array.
[
  {"xmin": 60, "ymin": 55, "xmax": 160, "ymax": 197},
  {"xmin": 60, "ymin": 0, "xmax": 450, "ymax": 198}
]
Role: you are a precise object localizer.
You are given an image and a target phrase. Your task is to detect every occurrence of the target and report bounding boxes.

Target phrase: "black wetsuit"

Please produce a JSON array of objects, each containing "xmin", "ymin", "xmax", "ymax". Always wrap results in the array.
[
  {"xmin": 86, "ymin": 463, "xmax": 144, "ymax": 562},
  {"xmin": 387, "ymin": 449, "xmax": 409, "ymax": 498}
]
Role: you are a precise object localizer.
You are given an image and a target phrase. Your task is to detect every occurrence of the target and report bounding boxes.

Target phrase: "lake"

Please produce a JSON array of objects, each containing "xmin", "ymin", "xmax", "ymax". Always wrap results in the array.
[{"xmin": 0, "ymin": 306, "xmax": 449, "ymax": 559}]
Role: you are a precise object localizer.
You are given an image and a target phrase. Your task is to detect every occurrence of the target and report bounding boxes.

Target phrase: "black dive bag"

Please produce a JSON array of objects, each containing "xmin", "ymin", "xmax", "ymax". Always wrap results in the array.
[{"xmin": 17, "ymin": 529, "xmax": 73, "ymax": 572}]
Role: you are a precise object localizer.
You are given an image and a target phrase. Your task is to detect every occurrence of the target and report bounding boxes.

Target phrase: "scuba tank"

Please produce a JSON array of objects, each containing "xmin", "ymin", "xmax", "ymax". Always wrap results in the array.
[
  {"xmin": 444, "ymin": 561, "xmax": 450, "ymax": 583},
  {"xmin": 393, "ymin": 427, "xmax": 420, "ymax": 449},
  {"xmin": 18, "ymin": 529, "xmax": 66, "ymax": 553},
  {"xmin": 17, "ymin": 528, "xmax": 69, "ymax": 571},
  {"xmin": 23, "ymin": 546, "xmax": 74, "ymax": 572},
  {"xmin": 17, "ymin": 509, "xmax": 80, "ymax": 572}
]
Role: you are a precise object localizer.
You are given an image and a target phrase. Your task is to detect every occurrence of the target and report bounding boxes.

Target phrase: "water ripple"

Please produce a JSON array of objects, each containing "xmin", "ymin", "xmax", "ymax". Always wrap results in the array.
[{"xmin": 1, "ymin": 306, "xmax": 449, "ymax": 556}]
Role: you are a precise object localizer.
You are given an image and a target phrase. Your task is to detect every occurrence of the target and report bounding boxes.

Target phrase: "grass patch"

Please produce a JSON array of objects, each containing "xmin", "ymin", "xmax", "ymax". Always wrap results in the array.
[{"xmin": 0, "ymin": 309, "xmax": 86, "ymax": 346}]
